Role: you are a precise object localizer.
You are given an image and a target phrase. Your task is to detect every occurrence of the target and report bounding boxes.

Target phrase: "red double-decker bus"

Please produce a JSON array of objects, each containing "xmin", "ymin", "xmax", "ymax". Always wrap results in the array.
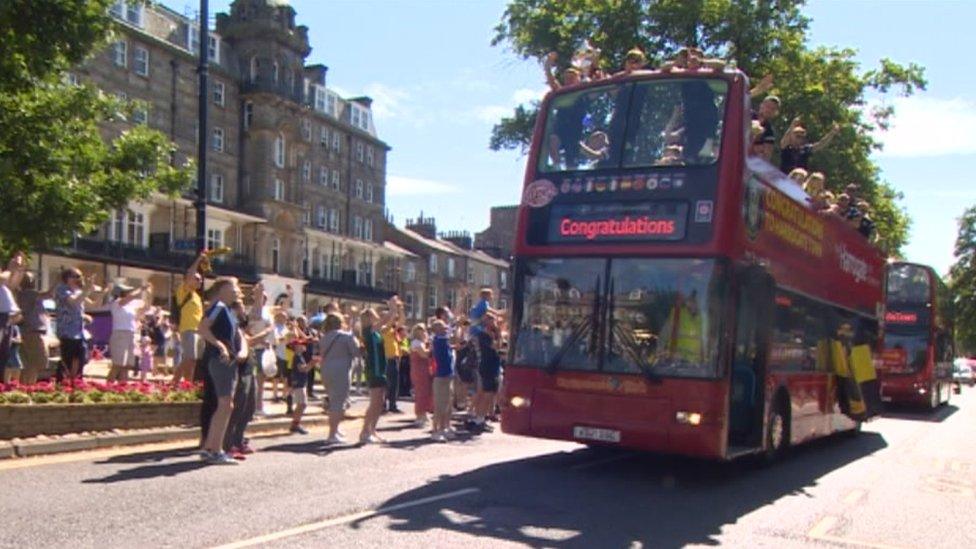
[
  {"xmin": 501, "ymin": 68, "xmax": 884, "ymax": 460},
  {"xmin": 879, "ymin": 262, "xmax": 954, "ymax": 408}
]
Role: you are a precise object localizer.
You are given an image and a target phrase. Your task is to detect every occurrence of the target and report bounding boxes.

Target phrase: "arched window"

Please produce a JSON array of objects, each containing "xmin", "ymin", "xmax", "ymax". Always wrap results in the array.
[{"xmin": 272, "ymin": 61, "xmax": 279, "ymax": 83}]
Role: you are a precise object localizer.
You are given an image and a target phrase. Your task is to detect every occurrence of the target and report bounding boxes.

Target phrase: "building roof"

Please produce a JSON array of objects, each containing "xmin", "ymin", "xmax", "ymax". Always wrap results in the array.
[
  {"xmin": 393, "ymin": 226, "xmax": 458, "ymax": 255},
  {"xmin": 382, "ymin": 241, "xmax": 419, "ymax": 258},
  {"xmin": 391, "ymin": 225, "xmax": 509, "ymax": 268}
]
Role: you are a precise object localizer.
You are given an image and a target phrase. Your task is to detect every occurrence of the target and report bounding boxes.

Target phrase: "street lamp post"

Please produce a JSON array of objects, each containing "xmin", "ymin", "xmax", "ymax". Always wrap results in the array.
[{"xmin": 194, "ymin": 0, "xmax": 209, "ymax": 254}]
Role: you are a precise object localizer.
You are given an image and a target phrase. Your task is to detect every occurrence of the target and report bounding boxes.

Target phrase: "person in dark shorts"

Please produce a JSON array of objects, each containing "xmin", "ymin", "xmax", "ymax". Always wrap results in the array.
[
  {"xmin": 288, "ymin": 337, "xmax": 315, "ymax": 435},
  {"xmin": 54, "ymin": 267, "xmax": 94, "ymax": 382},
  {"xmin": 358, "ymin": 297, "xmax": 402, "ymax": 444},
  {"xmin": 197, "ymin": 277, "xmax": 245, "ymax": 465},
  {"xmin": 468, "ymin": 313, "xmax": 502, "ymax": 433},
  {"xmin": 224, "ymin": 302, "xmax": 256, "ymax": 460}
]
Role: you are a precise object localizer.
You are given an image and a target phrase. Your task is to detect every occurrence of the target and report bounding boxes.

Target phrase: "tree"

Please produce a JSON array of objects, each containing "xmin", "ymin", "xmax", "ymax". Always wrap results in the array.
[
  {"xmin": 0, "ymin": 0, "xmax": 192, "ymax": 256},
  {"xmin": 950, "ymin": 206, "xmax": 976, "ymax": 355},
  {"xmin": 490, "ymin": 0, "xmax": 925, "ymax": 254}
]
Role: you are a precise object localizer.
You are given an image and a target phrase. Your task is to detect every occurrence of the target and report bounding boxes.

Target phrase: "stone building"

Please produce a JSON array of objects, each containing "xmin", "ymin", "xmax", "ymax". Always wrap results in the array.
[
  {"xmin": 474, "ymin": 205, "xmax": 519, "ymax": 261},
  {"xmin": 386, "ymin": 216, "xmax": 511, "ymax": 323},
  {"xmin": 34, "ymin": 0, "xmax": 402, "ymax": 312}
]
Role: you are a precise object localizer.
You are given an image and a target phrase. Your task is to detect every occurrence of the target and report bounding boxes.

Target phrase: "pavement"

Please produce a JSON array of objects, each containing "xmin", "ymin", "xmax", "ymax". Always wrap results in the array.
[
  {"xmin": 0, "ymin": 385, "xmax": 974, "ymax": 547},
  {"xmin": 0, "ymin": 359, "xmax": 372, "ymax": 459}
]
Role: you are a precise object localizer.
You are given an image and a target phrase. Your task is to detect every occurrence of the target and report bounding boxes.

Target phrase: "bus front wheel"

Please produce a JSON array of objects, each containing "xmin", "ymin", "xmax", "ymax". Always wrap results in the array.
[{"xmin": 763, "ymin": 399, "xmax": 790, "ymax": 462}]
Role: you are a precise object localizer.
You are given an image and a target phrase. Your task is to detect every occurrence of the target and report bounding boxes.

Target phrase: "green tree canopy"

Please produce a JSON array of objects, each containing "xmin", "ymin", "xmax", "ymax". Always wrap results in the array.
[
  {"xmin": 490, "ymin": 0, "xmax": 925, "ymax": 254},
  {"xmin": 0, "ymin": 0, "xmax": 192, "ymax": 256},
  {"xmin": 950, "ymin": 206, "xmax": 976, "ymax": 355}
]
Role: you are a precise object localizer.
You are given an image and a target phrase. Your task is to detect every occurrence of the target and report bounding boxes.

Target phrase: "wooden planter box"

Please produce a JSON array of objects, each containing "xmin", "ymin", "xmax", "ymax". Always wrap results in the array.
[{"xmin": 0, "ymin": 402, "xmax": 202, "ymax": 439}]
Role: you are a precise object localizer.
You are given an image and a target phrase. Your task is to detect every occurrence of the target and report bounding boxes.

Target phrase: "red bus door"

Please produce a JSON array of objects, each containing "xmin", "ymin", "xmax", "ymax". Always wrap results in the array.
[{"xmin": 728, "ymin": 266, "xmax": 774, "ymax": 453}]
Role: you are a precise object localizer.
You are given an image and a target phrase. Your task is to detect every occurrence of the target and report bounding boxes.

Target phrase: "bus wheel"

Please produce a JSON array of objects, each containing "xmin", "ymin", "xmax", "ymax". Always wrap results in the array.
[{"xmin": 763, "ymin": 400, "xmax": 790, "ymax": 462}]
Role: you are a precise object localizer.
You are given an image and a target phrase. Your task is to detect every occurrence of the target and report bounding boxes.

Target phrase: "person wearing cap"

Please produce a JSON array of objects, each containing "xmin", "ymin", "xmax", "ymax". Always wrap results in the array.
[
  {"xmin": 107, "ymin": 281, "xmax": 152, "ymax": 382},
  {"xmin": 780, "ymin": 117, "xmax": 841, "ymax": 173}
]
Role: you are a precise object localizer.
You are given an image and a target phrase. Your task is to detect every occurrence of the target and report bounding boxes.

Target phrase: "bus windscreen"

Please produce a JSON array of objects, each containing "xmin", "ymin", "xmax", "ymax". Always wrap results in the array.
[
  {"xmin": 537, "ymin": 79, "xmax": 728, "ymax": 173},
  {"xmin": 512, "ymin": 257, "xmax": 725, "ymax": 378}
]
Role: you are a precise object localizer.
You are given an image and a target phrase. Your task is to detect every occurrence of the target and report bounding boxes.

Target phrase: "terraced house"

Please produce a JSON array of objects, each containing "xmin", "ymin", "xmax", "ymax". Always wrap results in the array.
[{"xmin": 34, "ymin": 0, "xmax": 400, "ymax": 310}]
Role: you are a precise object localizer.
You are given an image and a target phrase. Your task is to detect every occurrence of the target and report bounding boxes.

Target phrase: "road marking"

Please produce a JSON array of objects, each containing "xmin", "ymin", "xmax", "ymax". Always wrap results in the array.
[
  {"xmin": 807, "ymin": 516, "xmax": 839, "ymax": 538},
  {"xmin": 808, "ymin": 515, "xmax": 908, "ymax": 549},
  {"xmin": 843, "ymin": 489, "xmax": 866, "ymax": 505},
  {"xmin": 212, "ymin": 487, "xmax": 480, "ymax": 549},
  {"xmin": 569, "ymin": 451, "xmax": 636, "ymax": 471}
]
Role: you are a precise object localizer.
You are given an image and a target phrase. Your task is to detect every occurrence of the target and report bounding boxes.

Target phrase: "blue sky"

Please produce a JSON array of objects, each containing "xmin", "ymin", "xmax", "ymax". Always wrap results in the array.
[{"xmin": 165, "ymin": 0, "xmax": 975, "ymax": 275}]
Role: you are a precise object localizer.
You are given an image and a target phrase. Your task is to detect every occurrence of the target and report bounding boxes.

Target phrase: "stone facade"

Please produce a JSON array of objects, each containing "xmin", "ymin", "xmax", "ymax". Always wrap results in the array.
[
  {"xmin": 386, "ymin": 216, "xmax": 511, "ymax": 323},
  {"xmin": 474, "ymin": 205, "xmax": 519, "ymax": 261},
  {"xmin": 38, "ymin": 0, "xmax": 401, "ymax": 311}
]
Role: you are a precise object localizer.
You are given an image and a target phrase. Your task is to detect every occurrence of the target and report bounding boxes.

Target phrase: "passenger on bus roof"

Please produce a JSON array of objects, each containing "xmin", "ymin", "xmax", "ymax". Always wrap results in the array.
[
  {"xmin": 752, "ymin": 95, "xmax": 780, "ymax": 145},
  {"xmin": 779, "ymin": 117, "xmax": 841, "ymax": 173}
]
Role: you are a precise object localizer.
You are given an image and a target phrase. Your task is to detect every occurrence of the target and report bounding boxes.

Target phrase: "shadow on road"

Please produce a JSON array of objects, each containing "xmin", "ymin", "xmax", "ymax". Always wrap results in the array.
[
  {"xmin": 366, "ymin": 432, "xmax": 887, "ymax": 547},
  {"xmin": 882, "ymin": 403, "xmax": 958, "ymax": 423},
  {"xmin": 81, "ymin": 460, "xmax": 208, "ymax": 483}
]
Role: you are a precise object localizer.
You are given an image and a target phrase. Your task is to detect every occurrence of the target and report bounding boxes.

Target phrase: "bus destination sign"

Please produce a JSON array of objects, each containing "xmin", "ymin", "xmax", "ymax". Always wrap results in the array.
[
  {"xmin": 547, "ymin": 202, "xmax": 688, "ymax": 243},
  {"xmin": 885, "ymin": 311, "xmax": 918, "ymax": 324}
]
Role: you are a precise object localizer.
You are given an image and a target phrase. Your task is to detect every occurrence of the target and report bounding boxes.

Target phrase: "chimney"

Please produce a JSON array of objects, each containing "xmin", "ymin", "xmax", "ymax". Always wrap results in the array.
[
  {"xmin": 405, "ymin": 213, "xmax": 437, "ymax": 240},
  {"xmin": 441, "ymin": 230, "xmax": 473, "ymax": 251}
]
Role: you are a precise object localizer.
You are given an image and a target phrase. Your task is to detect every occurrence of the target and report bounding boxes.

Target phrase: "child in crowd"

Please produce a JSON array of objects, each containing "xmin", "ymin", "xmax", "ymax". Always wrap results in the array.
[
  {"xmin": 288, "ymin": 337, "xmax": 315, "ymax": 435},
  {"xmin": 3, "ymin": 322, "xmax": 23, "ymax": 384},
  {"xmin": 138, "ymin": 328, "xmax": 154, "ymax": 382},
  {"xmin": 430, "ymin": 320, "xmax": 456, "ymax": 442}
]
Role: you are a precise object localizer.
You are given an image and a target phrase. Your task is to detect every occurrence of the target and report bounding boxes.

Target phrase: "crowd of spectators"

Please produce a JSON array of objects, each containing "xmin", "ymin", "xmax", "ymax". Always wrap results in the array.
[{"xmin": 0, "ymin": 249, "xmax": 510, "ymax": 465}]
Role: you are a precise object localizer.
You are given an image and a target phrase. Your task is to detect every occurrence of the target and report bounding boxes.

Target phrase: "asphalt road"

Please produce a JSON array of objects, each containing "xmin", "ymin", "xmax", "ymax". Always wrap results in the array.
[{"xmin": 2, "ymin": 388, "xmax": 974, "ymax": 549}]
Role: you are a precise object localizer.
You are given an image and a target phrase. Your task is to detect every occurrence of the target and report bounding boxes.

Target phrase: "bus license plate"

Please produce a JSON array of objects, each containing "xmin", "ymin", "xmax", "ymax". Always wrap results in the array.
[{"xmin": 573, "ymin": 426, "xmax": 621, "ymax": 443}]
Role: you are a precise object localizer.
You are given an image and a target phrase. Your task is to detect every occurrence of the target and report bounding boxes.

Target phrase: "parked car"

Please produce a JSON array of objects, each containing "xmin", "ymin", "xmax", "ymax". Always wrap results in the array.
[{"xmin": 952, "ymin": 359, "xmax": 975, "ymax": 387}]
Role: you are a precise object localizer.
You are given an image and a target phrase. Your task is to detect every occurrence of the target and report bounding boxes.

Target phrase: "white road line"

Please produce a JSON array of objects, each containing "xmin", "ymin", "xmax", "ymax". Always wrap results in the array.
[
  {"xmin": 212, "ymin": 487, "xmax": 480, "ymax": 549},
  {"xmin": 569, "ymin": 452, "xmax": 637, "ymax": 471},
  {"xmin": 807, "ymin": 515, "xmax": 839, "ymax": 538},
  {"xmin": 843, "ymin": 489, "xmax": 866, "ymax": 505}
]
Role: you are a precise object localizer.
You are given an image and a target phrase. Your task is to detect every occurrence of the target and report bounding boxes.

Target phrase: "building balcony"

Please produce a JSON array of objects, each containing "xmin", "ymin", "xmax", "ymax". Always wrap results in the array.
[
  {"xmin": 53, "ymin": 236, "xmax": 259, "ymax": 283},
  {"xmin": 305, "ymin": 270, "xmax": 395, "ymax": 303},
  {"xmin": 240, "ymin": 79, "xmax": 305, "ymax": 104}
]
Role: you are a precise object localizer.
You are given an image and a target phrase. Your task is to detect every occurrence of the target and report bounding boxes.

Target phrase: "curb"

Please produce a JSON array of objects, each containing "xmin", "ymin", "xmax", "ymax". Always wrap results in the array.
[{"xmin": 1, "ymin": 411, "xmax": 366, "ymax": 460}]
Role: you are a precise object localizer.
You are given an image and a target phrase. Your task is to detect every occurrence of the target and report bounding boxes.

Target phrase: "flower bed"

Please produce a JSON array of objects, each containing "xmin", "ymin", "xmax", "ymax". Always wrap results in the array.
[
  {"xmin": 0, "ymin": 381, "xmax": 204, "ymax": 440},
  {"xmin": 0, "ymin": 380, "xmax": 202, "ymax": 405}
]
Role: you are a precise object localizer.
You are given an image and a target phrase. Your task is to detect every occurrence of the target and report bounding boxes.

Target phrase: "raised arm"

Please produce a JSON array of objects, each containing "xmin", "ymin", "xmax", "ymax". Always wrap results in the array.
[
  {"xmin": 543, "ymin": 52, "xmax": 561, "ymax": 91},
  {"xmin": 184, "ymin": 252, "xmax": 205, "ymax": 284},
  {"xmin": 812, "ymin": 123, "xmax": 841, "ymax": 152},
  {"xmin": 750, "ymin": 74, "xmax": 774, "ymax": 98},
  {"xmin": 2, "ymin": 252, "xmax": 28, "ymax": 290},
  {"xmin": 780, "ymin": 117, "xmax": 802, "ymax": 149}
]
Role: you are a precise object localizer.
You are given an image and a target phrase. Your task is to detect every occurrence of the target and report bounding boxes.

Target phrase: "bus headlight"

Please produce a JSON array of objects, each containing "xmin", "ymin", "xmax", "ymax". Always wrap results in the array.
[
  {"xmin": 510, "ymin": 396, "xmax": 531, "ymax": 408},
  {"xmin": 675, "ymin": 411, "xmax": 703, "ymax": 426}
]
